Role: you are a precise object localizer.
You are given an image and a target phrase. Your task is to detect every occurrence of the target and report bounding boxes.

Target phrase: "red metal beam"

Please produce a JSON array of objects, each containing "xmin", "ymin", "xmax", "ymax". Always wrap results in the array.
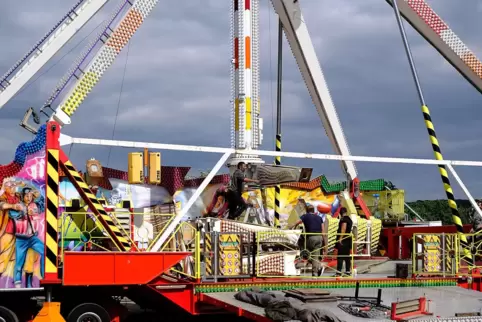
[
  {"xmin": 62, "ymin": 252, "xmax": 190, "ymax": 285},
  {"xmin": 382, "ymin": 224, "xmax": 473, "ymax": 238},
  {"xmin": 381, "ymin": 224, "xmax": 473, "ymax": 259},
  {"xmin": 149, "ymin": 286, "xmax": 196, "ymax": 314},
  {"xmin": 44, "ymin": 122, "xmax": 61, "ymax": 283}
]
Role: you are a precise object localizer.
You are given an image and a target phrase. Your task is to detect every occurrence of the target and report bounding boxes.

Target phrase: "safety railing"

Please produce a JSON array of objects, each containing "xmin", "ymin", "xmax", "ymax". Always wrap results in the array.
[
  {"xmin": 458, "ymin": 232, "xmax": 482, "ymax": 274},
  {"xmin": 60, "ymin": 211, "xmax": 177, "ymax": 251},
  {"xmin": 158, "ymin": 221, "xmax": 201, "ymax": 280},
  {"xmin": 200, "ymin": 231, "xmax": 252, "ymax": 282},
  {"xmin": 255, "ymin": 231, "xmax": 355, "ymax": 278},
  {"xmin": 410, "ymin": 231, "xmax": 482, "ymax": 277},
  {"xmin": 59, "ymin": 211, "xmax": 181, "ymax": 256},
  {"xmin": 412, "ymin": 233, "xmax": 459, "ymax": 277},
  {"xmin": 59, "ymin": 211, "xmax": 202, "ymax": 279}
]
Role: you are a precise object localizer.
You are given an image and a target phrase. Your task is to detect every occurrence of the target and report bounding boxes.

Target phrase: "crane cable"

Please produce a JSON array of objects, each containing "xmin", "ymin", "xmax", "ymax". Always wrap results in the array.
[{"xmin": 106, "ymin": 41, "xmax": 131, "ymax": 166}]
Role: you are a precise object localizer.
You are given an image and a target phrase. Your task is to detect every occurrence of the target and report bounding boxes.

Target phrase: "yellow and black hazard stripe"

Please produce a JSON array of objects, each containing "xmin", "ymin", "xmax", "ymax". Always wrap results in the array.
[
  {"xmin": 275, "ymin": 134, "xmax": 281, "ymax": 166},
  {"xmin": 45, "ymin": 149, "xmax": 59, "ymax": 277},
  {"xmin": 422, "ymin": 105, "xmax": 470, "ymax": 258},
  {"xmin": 61, "ymin": 160, "xmax": 131, "ymax": 251},
  {"xmin": 205, "ymin": 233, "xmax": 213, "ymax": 275},
  {"xmin": 274, "ymin": 134, "xmax": 281, "ymax": 228}
]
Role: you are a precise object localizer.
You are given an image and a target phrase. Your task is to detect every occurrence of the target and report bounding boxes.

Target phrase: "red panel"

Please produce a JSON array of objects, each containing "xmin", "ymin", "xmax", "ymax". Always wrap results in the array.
[
  {"xmin": 43, "ymin": 121, "xmax": 61, "ymax": 283},
  {"xmin": 152, "ymin": 287, "xmax": 195, "ymax": 314},
  {"xmin": 63, "ymin": 252, "xmax": 190, "ymax": 285},
  {"xmin": 381, "ymin": 224, "xmax": 473, "ymax": 259},
  {"xmin": 382, "ymin": 224, "xmax": 472, "ymax": 238},
  {"xmin": 356, "ymin": 196, "xmax": 371, "ymax": 219},
  {"xmin": 46, "ymin": 121, "xmax": 60, "ymax": 149}
]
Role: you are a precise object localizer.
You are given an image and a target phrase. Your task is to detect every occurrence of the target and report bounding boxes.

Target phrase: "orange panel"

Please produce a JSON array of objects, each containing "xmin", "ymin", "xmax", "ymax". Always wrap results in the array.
[
  {"xmin": 245, "ymin": 36, "xmax": 251, "ymax": 69},
  {"xmin": 63, "ymin": 252, "xmax": 190, "ymax": 286}
]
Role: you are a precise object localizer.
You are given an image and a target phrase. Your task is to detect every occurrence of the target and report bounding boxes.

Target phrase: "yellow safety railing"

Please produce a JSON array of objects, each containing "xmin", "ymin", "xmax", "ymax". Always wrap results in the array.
[
  {"xmin": 160, "ymin": 221, "xmax": 200, "ymax": 280},
  {"xmin": 59, "ymin": 211, "xmax": 201, "ymax": 280},
  {"xmin": 200, "ymin": 231, "xmax": 252, "ymax": 280},
  {"xmin": 59, "ymin": 211, "xmax": 176, "ymax": 253},
  {"xmin": 411, "ymin": 231, "xmax": 482, "ymax": 276},
  {"xmin": 255, "ymin": 231, "xmax": 355, "ymax": 278},
  {"xmin": 411, "ymin": 232, "xmax": 459, "ymax": 276},
  {"xmin": 458, "ymin": 232, "xmax": 482, "ymax": 273}
]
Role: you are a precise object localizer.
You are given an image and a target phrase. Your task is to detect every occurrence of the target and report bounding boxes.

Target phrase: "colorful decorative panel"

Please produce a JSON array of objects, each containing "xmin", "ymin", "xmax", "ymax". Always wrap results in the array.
[{"xmin": 0, "ymin": 126, "xmax": 47, "ymax": 289}]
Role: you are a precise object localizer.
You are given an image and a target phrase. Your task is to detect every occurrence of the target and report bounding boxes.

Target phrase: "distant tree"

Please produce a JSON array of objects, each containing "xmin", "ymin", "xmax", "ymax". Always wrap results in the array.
[{"xmin": 406, "ymin": 199, "xmax": 476, "ymax": 225}]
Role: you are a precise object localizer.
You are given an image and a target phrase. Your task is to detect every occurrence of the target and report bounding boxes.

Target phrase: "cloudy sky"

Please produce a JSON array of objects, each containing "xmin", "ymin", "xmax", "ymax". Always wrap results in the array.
[{"xmin": 1, "ymin": 0, "xmax": 482, "ymax": 201}]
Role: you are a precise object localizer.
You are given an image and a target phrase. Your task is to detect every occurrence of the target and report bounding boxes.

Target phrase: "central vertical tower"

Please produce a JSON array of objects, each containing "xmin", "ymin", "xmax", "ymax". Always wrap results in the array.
[{"xmin": 228, "ymin": 0, "xmax": 263, "ymax": 168}]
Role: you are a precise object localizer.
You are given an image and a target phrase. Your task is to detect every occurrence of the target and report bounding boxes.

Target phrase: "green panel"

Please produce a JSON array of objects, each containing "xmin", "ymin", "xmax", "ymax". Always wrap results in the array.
[{"xmin": 320, "ymin": 176, "xmax": 387, "ymax": 193}]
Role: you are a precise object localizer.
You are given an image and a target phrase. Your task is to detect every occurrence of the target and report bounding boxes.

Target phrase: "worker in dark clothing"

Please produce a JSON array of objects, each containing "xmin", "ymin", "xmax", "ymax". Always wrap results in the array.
[
  {"xmin": 290, "ymin": 204, "xmax": 328, "ymax": 276},
  {"xmin": 335, "ymin": 207, "xmax": 353, "ymax": 276},
  {"xmin": 227, "ymin": 162, "xmax": 259, "ymax": 219}
]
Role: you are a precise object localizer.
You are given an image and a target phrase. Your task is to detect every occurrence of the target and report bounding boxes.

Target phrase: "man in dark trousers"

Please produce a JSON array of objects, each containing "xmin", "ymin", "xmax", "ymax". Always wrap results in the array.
[
  {"xmin": 290, "ymin": 204, "xmax": 328, "ymax": 276},
  {"xmin": 226, "ymin": 162, "xmax": 259, "ymax": 219},
  {"xmin": 335, "ymin": 207, "xmax": 353, "ymax": 276}
]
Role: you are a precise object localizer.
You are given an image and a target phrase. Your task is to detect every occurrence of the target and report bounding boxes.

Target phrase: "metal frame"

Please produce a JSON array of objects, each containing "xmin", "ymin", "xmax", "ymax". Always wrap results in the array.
[
  {"xmin": 0, "ymin": 0, "xmax": 110, "ymax": 110},
  {"xmin": 270, "ymin": 0, "xmax": 356, "ymax": 180},
  {"xmin": 58, "ymin": 134, "xmax": 482, "ymax": 254}
]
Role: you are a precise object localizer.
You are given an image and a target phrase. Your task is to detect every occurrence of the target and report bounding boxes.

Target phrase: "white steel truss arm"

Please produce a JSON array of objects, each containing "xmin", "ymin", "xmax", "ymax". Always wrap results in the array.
[
  {"xmin": 50, "ymin": 0, "xmax": 161, "ymax": 127},
  {"xmin": 386, "ymin": 0, "xmax": 482, "ymax": 94},
  {"xmin": 269, "ymin": 0, "xmax": 357, "ymax": 181},
  {"xmin": 0, "ymin": 0, "xmax": 109, "ymax": 110},
  {"xmin": 42, "ymin": 0, "xmax": 130, "ymax": 111}
]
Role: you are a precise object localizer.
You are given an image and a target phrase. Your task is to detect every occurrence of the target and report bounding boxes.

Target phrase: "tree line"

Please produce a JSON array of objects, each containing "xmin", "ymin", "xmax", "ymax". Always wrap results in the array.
[{"xmin": 406, "ymin": 199, "xmax": 478, "ymax": 225}]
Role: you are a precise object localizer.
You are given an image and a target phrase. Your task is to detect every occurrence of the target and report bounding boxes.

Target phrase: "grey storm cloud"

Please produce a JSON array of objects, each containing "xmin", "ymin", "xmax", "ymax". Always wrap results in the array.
[{"xmin": 1, "ymin": 0, "xmax": 482, "ymax": 201}]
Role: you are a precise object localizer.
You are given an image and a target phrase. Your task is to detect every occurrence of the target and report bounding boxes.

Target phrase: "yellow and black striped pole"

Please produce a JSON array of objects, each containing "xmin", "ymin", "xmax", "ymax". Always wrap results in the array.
[
  {"xmin": 422, "ymin": 106, "xmax": 469, "ymax": 252},
  {"xmin": 390, "ymin": 0, "xmax": 471, "ymax": 260},
  {"xmin": 44, "ymin": 122, "xmax": 60, "ymax": 282},
  {"xmin": 274, "ymin": 134, "xmax": 281, "ymax": 228},
  {"xmin": 274, "ymin": 18, "xmax": 283, "ymax": 229}
]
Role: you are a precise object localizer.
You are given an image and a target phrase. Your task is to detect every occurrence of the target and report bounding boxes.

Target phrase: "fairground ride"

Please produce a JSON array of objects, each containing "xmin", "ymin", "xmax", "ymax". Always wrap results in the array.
[{"xmin": 2, "ymin": 0, "xmax": 482, "ymax": 321}]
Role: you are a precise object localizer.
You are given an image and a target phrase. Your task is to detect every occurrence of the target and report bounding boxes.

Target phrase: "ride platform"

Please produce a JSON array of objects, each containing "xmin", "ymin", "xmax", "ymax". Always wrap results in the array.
[{"xmin": 199, "ymin": 284, "xmax": 482, "ymax": 321}]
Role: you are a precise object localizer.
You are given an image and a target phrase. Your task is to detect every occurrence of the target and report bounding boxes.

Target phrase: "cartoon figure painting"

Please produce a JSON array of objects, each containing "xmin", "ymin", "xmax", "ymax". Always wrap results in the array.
[{"xmin": 0, "ymin": 151, "xmax": 46, "ymax": 289}]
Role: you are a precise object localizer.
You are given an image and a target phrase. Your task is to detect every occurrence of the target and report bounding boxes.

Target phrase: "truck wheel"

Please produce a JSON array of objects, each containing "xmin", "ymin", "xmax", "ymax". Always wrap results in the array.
[
  {"xmin": 0, "ymin": 306, "xmax": 19, "ymax": 322},
  {"xmin": 66, "ymin": 303, "xmax": 110, "ymax": 322}
]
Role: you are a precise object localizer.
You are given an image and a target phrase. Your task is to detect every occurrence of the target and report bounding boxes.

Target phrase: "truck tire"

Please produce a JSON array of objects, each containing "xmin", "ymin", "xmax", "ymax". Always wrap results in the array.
[
  {"xmin": 0, "ymin": 306, "xmax": 19, "ymax": 322},
  {"xmin": 66, "ymin": 303, "xmax": 110, "ymax": 322}
]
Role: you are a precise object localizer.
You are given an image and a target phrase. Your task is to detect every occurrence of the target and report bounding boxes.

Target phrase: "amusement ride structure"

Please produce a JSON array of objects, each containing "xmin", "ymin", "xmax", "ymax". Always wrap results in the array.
[{"xmin": 2, "ymin": 0, "xmax": 482, "ymax": 321}]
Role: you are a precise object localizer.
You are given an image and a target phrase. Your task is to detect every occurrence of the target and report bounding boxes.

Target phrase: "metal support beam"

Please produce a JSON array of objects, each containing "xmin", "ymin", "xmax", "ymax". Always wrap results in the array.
[
  {"xmin": 59, "ymin": 134, "xmax": 482, "ymax": 167},
  {"xmin": 149, "ymin": 152, "xmax": 232, "ymax": 252},
  {"xmin": 446, "ymin": 165, "xmax": 482, "ymax": 219},
  {"xmin": 270, "ymin": 0, "xmax": 357, "ymax": 180}
]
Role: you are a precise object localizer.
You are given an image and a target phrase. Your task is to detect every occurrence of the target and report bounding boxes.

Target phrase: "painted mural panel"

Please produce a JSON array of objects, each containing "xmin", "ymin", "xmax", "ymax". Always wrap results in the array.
[
  {"xmin": 174, "ymin": 183, "xmax": 225, "ymax": 220},
  {"xmin": 58, "ymin": 177, "xmax": 171, "ymax": 208},
  {"xmin": 0, "ymin": 150, "xmax": 46, "ymax": 289}
]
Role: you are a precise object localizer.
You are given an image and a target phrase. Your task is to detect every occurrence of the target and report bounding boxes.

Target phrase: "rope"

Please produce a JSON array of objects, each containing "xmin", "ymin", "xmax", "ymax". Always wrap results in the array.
[{"xmin": 106, "ymin": 41, "xmax": 131, "ymax": 166}]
